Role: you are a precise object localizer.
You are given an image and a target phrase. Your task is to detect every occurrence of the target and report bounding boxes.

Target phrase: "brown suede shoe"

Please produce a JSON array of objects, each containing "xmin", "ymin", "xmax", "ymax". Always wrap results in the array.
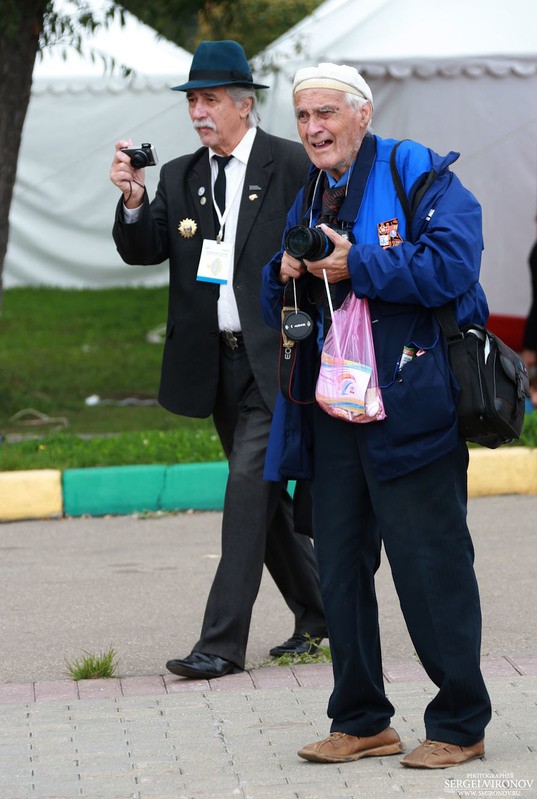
[
  {"xmin": 400, "ymin": 738, "xmax": 485, "ymax": 769},
  {"xmin": 298, "ymin": 727, "xmax": 405, "ymax": 763}
]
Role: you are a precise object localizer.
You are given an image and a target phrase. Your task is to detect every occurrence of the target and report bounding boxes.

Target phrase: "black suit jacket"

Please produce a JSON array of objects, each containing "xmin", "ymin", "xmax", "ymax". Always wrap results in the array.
[{"xmin": 113, "ymin": 129, "xmax": 310, "ymax": 417}]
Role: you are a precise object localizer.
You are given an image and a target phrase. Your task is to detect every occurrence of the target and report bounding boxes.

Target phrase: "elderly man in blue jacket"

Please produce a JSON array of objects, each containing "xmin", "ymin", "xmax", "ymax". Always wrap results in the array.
[{"xmin": 261, "ymin": 62, "xmax": 491, "ymax": 770}]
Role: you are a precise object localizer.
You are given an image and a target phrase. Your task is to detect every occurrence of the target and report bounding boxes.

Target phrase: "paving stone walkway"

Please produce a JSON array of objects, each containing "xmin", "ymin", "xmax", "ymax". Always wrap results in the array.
[
  {"xmin": 1, "ymin": 499, "xmax": 536, "ymax": 797},
  {"xmin": 1, "ymin": 666, "xmax": 536, "ymax": 799}
]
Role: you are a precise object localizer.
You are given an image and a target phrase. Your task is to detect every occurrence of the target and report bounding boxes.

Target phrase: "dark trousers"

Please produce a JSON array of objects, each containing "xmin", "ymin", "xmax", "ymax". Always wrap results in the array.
[
  {"xmin": 312, "ymin": 405, "xmax": 491, "ymax": 746},
  {"xmin": 193, "ymin": 344, "xmax": 326, "ymax": 669}
]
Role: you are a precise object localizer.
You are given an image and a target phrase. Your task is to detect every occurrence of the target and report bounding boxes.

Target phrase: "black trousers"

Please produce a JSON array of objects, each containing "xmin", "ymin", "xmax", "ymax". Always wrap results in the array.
[
  {"xmin": 193, "ymin": 344, "xmax": 326, "ymax": 669},
  {"xmin": 312, "ymin": 404, "xmax": 491, "ymax": 746}
]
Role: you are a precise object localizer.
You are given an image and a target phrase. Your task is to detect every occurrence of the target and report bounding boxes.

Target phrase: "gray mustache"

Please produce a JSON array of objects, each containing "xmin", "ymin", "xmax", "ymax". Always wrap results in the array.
[{"xmin": 193, "ymin": 120, "xmax": 217, "ymax": 132}]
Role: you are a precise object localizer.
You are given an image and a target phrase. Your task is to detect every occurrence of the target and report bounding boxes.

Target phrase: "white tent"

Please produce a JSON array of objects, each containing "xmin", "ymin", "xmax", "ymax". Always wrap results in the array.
[
  {"xmin": 4, "ymin": 1, "xmax": 197, "ymax": 289},
  {"xmin": 255, "ymin": 0, "xmax": 537, "ymax": 347}
]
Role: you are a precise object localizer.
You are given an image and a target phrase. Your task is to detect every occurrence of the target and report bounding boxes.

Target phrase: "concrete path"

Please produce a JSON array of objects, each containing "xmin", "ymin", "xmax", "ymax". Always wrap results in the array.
[{"xmin": 1, "ymin": 496, "xmax": 536, "ymax": 798}]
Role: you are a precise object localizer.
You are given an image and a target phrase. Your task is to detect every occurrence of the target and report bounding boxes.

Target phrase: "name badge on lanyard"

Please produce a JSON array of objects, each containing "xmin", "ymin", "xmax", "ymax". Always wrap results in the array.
[
  {"xmin": 197, "ymin": 239, "xmax": 234, "ymax": 284},
  {"xmin": 196, "ymin": 172, "xmax": 240, "ymax": 285}
]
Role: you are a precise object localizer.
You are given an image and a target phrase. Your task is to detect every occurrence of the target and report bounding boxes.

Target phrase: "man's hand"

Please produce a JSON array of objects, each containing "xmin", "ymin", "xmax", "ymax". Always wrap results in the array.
[
  {"xmin": 279, "ymin": 251, "xmax": 308, "ymax": 285},
  {"xmin": 305, "ymin": 224, "xmax": 352, "ymax": 282},
  {"xmin": 109, "ymin": 140, "xmax": 145, "ymax": 209}
]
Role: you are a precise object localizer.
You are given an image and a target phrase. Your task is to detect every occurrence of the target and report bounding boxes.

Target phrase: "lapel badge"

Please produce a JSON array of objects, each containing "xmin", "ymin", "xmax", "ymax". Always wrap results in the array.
[
  {"xmin": 248, "ymin": 193, "xmax": 258, "ymax": 201},
  {"xmin": 178, "ymin": 218, "xmax": 198, "ymax": 239}
]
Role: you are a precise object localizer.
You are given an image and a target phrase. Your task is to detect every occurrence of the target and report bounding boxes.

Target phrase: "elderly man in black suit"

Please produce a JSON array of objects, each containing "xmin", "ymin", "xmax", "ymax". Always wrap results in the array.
[{"xmin": 110, "ymin": 40, "xmax": 326, "ymax": 679}]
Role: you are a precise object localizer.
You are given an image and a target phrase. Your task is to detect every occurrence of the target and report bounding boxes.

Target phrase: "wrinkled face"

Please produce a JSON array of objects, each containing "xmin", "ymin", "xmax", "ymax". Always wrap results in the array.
[
  {"xmin": 294, "ymin": 88, "xmax": 372, "ymax": 180},
  {"xmin": 187, "ymin": 86, "xmax": 251, "ymax": 156}
]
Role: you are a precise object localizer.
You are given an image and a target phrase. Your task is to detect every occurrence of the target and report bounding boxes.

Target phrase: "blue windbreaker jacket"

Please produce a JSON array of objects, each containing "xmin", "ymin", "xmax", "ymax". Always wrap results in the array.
[{"xmin": 261, "ymin": 136, "xmax": 489, "ymax": 482}]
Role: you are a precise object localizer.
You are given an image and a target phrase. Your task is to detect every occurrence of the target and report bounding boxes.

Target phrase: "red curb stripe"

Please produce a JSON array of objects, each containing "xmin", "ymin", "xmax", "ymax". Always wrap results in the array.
[{"xmin": 1, "ymin": 657, "xmax": 535, "ymax": 705}]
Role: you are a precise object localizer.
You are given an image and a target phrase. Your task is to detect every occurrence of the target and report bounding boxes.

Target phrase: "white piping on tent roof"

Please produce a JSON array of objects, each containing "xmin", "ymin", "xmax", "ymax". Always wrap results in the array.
[
  {"xmin": 31, "ymin": 78, "xmax": 182, "ymax": 96},
  {"xmin": 350, "ymin": 59, "xmax": 537, "ymax": 81}
]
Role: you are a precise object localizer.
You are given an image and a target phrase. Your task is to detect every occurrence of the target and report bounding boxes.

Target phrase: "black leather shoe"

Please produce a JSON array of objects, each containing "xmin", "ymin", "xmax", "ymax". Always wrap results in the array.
[
  {"xmin": 269, "ymin": 633, "xmax": 325, "ymax": 658},
  {"xmin": 166, "ymin": 652, "xmax": 236, "ymax": 679}
]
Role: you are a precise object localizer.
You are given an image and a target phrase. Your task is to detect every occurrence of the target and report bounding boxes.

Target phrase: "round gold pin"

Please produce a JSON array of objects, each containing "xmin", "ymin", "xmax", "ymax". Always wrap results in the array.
[{"xmin": 178, "ymin": 218, "xmax": 198, "ymax": 239}]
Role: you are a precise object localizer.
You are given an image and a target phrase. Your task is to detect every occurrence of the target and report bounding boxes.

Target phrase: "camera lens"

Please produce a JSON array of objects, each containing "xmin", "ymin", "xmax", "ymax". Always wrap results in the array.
[
  {"xmin": 129, "ymin": 150, "xmax": 149, "ymax": 169},
  {"xmin": 284, "ymin": 225, "xmax": 334, "ymax": 261}
]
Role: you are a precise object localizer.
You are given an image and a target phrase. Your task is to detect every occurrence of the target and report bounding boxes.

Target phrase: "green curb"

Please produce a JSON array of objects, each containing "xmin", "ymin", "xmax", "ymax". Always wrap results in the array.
[
  {"xmin": 63, "ymin": 465, "xmax": 166, "ymax": 517},
  {"xmin": 161, "ymin": 462, "xmax": 229, "ymax": 511},
  {"xmin": 63, "ymin": 462, "xmax": 229, "ymax": 517}
]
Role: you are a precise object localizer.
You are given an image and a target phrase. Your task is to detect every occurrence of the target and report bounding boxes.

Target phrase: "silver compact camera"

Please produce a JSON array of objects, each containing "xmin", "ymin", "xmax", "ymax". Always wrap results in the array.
[{"xmin": 120, "ymin": 142, "xmax": 158, "ymax": 169}]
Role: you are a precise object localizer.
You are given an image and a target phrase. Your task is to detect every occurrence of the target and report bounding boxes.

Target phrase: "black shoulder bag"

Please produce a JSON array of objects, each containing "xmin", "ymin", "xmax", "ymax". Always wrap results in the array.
[{"xmin": 390, "ymin": 142, "xmax": 529, "ymax": 448}]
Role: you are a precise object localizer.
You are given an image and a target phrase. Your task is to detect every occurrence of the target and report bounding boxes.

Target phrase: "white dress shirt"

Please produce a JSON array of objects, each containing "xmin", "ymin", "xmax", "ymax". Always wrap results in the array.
[{"xmin": 209, "ymin": 126, "xmax": 256, "ymax": 332}]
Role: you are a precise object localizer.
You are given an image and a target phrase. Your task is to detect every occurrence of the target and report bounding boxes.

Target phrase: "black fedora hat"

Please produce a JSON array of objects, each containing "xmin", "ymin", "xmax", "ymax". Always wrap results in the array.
[{"xmin": 172, "ymin": 40, "xmax": 269, "ymax": 92}]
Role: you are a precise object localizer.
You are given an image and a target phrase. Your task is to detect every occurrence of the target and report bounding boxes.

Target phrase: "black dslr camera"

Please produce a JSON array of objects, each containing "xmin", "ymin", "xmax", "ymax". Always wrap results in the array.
[
  {"xmin": 120, "ymin": 142, "xmax": 158, "ymax": 169},
  {"xmin": 284, "ymin": 223, "xmax": 352, "ymax": 262}
]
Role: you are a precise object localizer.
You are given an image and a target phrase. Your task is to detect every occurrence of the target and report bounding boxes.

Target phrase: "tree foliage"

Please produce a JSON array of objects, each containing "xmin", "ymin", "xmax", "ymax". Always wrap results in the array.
[
  {"xmin": 117, "ymin": 0, "xmax": 200, "ymax": 52},
  {"xmin": 118, "ymin": 0, "xmax": 321, "ymax": 58},
  {"xmin": 199, "ymin": 0, "xmax": 321, "ymax": 58}
]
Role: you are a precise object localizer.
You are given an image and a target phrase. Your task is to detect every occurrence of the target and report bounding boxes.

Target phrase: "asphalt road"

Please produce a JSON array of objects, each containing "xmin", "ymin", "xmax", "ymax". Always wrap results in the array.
[{"xmin": 1, "ymin": 494, "xmax": 535, "ymax": 684}]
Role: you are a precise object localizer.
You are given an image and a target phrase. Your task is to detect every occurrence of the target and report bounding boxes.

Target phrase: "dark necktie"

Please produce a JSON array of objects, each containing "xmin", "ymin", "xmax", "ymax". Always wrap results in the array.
[
  {"xmin": 213, "ymin": 155, "xmax": 233, "ymax": 230},
  {"xmin": 319, "ymin": 183, "xmax": 346, "ymax": 225}
]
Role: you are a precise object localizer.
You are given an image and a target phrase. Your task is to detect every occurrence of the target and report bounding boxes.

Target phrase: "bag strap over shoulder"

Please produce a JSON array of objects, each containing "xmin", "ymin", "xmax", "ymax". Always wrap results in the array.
[
  {"xmin": 389, "ymin": 140, "xmax": 439, "ymax": 241},
  {"xmin": 433, "ymin": 303, "xmax": 467, "ymax": 359},
  {"xmin": 389, "ymin": 141, "xmax": 412, "ymax": 226},
  {"xmin": 390, "ymin": 142, "xmax": 463, "ymax": 344}
]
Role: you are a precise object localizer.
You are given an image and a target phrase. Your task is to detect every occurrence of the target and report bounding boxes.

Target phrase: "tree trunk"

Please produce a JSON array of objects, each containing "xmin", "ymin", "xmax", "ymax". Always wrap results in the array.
[{"xmin": 0, "ymin": 0, "xmax": 47, "ymax": 306}]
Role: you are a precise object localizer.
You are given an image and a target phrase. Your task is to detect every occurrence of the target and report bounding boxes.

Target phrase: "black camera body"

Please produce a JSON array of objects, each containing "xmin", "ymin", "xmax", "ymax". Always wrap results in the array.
[
  {"xmin": 284, "ymin": 223, "xmax": 353, "ymax": 262},
  {"xmin": 120, "ymin": 142, "xmax": 158, "ymax": 169}
]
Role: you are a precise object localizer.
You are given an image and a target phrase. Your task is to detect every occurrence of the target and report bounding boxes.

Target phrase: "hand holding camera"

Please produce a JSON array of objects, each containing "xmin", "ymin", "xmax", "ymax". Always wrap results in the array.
[
  {"xmin": 285, "ymin": 223, "xmax": 353, "ymax": 283},
  {"xmin": 284, "ymin": 222, "xmax": 348, "ymax": 261},
  {"xmin": 120, "ymin": 142, "xmax": 158, "ymax": 169},
  {"xmin": 111, "ymin": 140, "xmax": 158, "ymax": 208}
]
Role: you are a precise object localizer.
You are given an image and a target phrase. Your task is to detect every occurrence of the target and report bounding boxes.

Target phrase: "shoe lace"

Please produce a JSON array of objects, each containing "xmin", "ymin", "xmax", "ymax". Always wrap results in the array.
[{"xmin": 422, "ymin": 740, "xmax": 458, "ymax": 753}]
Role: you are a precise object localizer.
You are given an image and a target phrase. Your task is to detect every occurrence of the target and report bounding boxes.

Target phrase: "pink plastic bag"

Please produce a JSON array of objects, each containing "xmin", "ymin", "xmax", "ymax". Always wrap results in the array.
[{"xmin": 315, "ymin": 291, "xmax": 386, "ymax": 423}]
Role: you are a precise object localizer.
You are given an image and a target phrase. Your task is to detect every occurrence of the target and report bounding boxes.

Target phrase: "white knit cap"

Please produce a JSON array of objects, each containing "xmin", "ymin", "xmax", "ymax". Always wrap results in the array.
[{"xmin": 293, "ymin": 62, "xmax": 373, "ymax": 107}]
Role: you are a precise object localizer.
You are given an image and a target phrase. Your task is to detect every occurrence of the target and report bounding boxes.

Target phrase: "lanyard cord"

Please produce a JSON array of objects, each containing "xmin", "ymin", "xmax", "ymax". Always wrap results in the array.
[{"xmin": 213, "ymin": 179, "xmax": 243, "ymax": 243}]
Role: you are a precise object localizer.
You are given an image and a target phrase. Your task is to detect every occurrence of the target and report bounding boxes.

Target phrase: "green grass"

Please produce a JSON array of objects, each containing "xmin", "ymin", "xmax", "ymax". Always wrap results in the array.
[
  {"xmin": 0, "ymin": 286, "xmax": 188, "ymax": 434},
  {"xmin": 261, "ymin": 643, "xmax": 332, "ymax": 668},
  {"xmin": 0, "ymin": 428, "xmax": 224, "ymax": 470},
  {"xmin": 1, "ymin": 287, "xmax": 535, "ymax": 472},
  {"xmin": 508, "ymin": 411, "xmax": 537, "ymax": 447},
  {"xmin": 0, "ymin": 287, "xmax": 225, "ymax": 470},
  {"xmin": 65, "ymin": 646, "xmax": 119, "ymax": 681}
]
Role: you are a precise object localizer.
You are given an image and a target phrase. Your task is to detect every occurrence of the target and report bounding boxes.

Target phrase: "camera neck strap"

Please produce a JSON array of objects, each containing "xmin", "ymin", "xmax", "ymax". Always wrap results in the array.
[
  {"xmin": 280, "ymin": 135, "xmax": 378, "ymax": 404},
  {"xmin": 307, "ymin": 132, "xmax": 377, "ymax": 230}
]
